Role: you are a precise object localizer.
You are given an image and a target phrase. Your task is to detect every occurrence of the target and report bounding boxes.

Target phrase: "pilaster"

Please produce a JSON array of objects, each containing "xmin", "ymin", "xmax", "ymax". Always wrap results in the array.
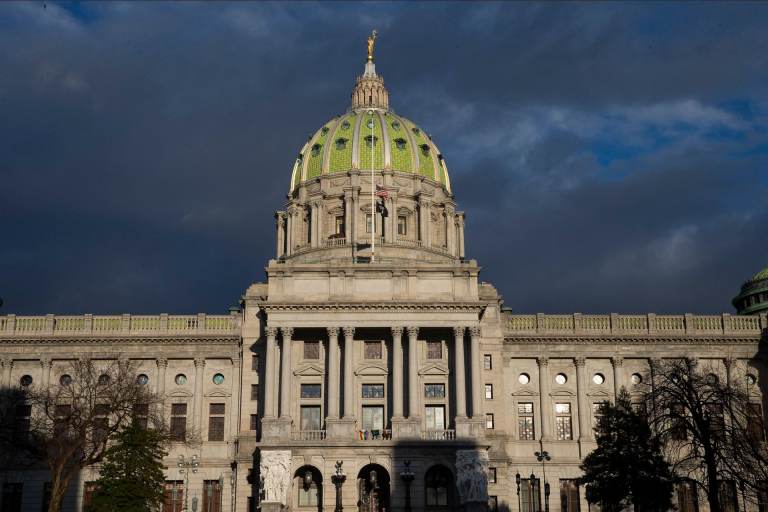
[
  {"xmin": 279, "ymin": 327, "xmax": 293, "ymax": 420},
  {"xmin": 537, "ymin": 357, "xmax": 552, "ymax": 441}
]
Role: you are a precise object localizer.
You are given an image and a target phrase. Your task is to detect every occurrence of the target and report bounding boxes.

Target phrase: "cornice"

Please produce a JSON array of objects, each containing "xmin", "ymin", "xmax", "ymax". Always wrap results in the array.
[
  {"xmin": 0, "ymin": 335, "xmax": 240, "ymax": 346},
  {"xmin": 503, "ymin": 335, "xmax": 761, "ymax": 345},
  {"xmin": 261, "ymin": 302, "xmax": 485, "ymax": 313}
]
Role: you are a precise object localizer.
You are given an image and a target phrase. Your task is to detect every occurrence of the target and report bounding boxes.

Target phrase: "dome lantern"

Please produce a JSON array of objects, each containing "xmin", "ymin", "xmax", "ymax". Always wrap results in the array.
[{"xmin": 351, "ymin": 30, "xmax": 389, "ymax": 110}]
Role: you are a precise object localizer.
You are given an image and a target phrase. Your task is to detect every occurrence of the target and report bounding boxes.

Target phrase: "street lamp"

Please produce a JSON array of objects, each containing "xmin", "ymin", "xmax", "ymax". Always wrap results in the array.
[
  {"xmin": 400, "ymin": 461, "xmax": 415, "ymax": 512},
  {"xmin": 534, "ymin": 443, "xmax": 552, "ymax": 512},
  {"xmin": 178, "ymin": 454, "xmax": 200, "ymax": 512},
  {"xmin": 515, "ymin": 473, "xmax": 521, "ymax": 512},
  {"xmin": 331, "ymin": 460, "xmax": 346, "ymax": 512}
]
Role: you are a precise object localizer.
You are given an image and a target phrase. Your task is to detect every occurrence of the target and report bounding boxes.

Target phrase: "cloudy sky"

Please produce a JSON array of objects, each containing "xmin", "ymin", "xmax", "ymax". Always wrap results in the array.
[{"xmin": 1, "ymin": 2, "xmax": 767, "ymax": 315}]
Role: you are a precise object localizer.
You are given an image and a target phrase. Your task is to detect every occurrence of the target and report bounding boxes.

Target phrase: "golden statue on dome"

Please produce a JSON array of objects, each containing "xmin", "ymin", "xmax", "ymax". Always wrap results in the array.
[{"xmin": 367, "ymin": 30, "xmax": 378, "ymax": 62}]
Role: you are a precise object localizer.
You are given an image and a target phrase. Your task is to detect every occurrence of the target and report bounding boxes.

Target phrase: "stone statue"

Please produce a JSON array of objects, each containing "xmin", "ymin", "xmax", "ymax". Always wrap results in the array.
[
  {"xmin": 455, "ymin": 449, "xmax": 490, "ymax": 505},
  {"xmin": 367, "ymin": 30, "xmax": 378, "ymax": 62},
  {"xmin": 259, "ymin": 450, "xmax": 292, "ymax": 504}
]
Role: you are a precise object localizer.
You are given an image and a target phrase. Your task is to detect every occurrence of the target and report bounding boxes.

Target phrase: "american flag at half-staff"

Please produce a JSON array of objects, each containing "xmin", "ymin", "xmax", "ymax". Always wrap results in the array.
[{"xmin": 375, "ymin": 185, "xmax": 389, "ymax": 199}]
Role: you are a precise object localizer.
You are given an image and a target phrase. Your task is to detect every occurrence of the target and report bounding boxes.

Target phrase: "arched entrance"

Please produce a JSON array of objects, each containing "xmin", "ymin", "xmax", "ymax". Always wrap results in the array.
[
  {"xmin": 357, "ymin": 464, "xmax": 390, "ymax": 512},
  {"xmin": 293, "ymin": 465, "xmax": 323, "ymax": 511},
  {"xmin": 424, "ymin": 465, "xmax": 456, "ymax": 511}
]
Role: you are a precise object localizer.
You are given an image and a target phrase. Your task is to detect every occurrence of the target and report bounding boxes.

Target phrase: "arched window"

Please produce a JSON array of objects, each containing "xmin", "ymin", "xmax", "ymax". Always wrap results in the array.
[
  {"xmin": 294, "ymin": 466, "xmax": 322, "ymax": 509},
  {"xmin": 425, "ymin": 465, "xmax": 453, "ymax": 509}
]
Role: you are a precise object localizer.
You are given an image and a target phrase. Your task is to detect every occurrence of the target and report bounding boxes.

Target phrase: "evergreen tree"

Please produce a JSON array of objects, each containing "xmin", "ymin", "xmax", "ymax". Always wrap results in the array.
[
  {"xmin": 89, "ymin": 421, "xmax": 168, "ymax": 512},
  {"xmin": 579, "ymin": 389, "xmax": 674, "ymax": 512}
]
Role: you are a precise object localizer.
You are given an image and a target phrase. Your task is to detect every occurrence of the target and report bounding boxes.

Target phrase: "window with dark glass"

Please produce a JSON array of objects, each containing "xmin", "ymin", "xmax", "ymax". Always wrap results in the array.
[
  {"xmin": 251, "ymin": 384, "xmax": 259, "ymax": 401},
  {"xmin": 718, "ymin": 480, "xmax": 738, "ymax": 512},
  {"xmin": 364, "ymin": 340, "xmax": 382, "ymax": 359},
  {"xmin": 250, "ymin": 414, "xmax": 259, "ymax": 432},
  {"xmin": 758, "ymin": 480, "xmax": 768, "ymax": 512},
  {"xmin": 488, "ymin": 496, "xmax": 498, "ymax": 512},
  {"xmin": 555, "ymin": 403, "xmax": 573, "ymax": 440},
  {"xmin": 676, "ymin": 480, "xmax": 699, "ymax": 512},
  {"xmin": 560, "ymin": 480, "xmax": 581, "ymax": 512},
  {"xmin": 362, "ymin": 384, "xmax": 385, "ymax": 398},
  {"xmin": 592, "ymin": 401, "xmax": 608, "ymax": 426},
  {"xmin": 705, "ymin": 402, "xmax": 725, "ymax": 438},
  {"xmin": 93, "ymin": 403, "xmax": 109, "ymax": 445},
  {"xmin": 14, "ymin": 404, "xmax": 31, "ymax": 437},
  {"xmin": 301, "ymin": 383, "xmax": 322, "ymax": 399},
  {"xmin": 366, "ymin": 213, "xmax": 373, "ymax": 234},
  {"xmin": 488, "ymin": 467, "xmax": 497, "ymax": 484},
  {"xmin": 518, "ymin": 402, "xmax": 535, "ymax": 440},
  {"xmin": 483, "ymin": 354, "xmax": 492, "ymax": 370},
  {"xmin": 749, "ymin": 403, "xmax": 765, "ymax": 442},
  {"xmin": 521, "ymin": 478, "xmax": 541, "ymax": 512},
  {"xmin": 303, "ymin": 341, "xmax": 320, "ymax": 360},
  {"xmin": 425, "ymin": 466, "xmax": 452, "ymax": 507},
  {"xmin": 54, "ymin": 404, "xmax": 71, "ymax": 437},
  {"xmin": 397, "ymin": 215, "xmax": 407, "ymax": 235},
  {"xmin": 394, "ymin": 138, "xmax": 407, "ymax": 150},
  {"xmin": 335, "ymin": 216, "xmax": 344, "ymax": 235},
  {"xmin": 170, "ymin": 404, "xmax": 187, "ymax": 442},
  {"xmin": 208, "ymin": 403, "xmax": 225, "ymax": 442},
  {"xmin": 670, "ymin": 403, "xmax": 688, "ymax": 440},
  {"xmin": 364, "ymin": 135, "xmax": 378, "ymax": 148},
  {"xmin": 426, "ymin": 341, "xmax": 442, "ymax": 359},
  {"xmin": 335, "ymin": 137, "xmax": 348, "ymax": 150},
  {"xmin": 300, "ymin": 406, "xmax": 321, "ymax": 431},
  {"xmin": 163, "ymin": 481, "xmax": 184, "ymax": 512},
  {"xmin": 1, "ymin": 483, "xmax": 23, "ymax": 512},
  {"xmin": 83, "ymin": 482, "xmax": 97, "ymax": 511},
  {"xmin": 133, "ymin": 403, "xmax": 149, "ymax": 429},
  {"xmin": 251, "ymin": 354, "xmax": 259, "ymax": 372},
  {"xmin": 203, "ymin": 479, "xmax": 222, "ymax": 512},
  {"xmin": 425, "ymin": 384, "xmax": 445, "ymax": 399}
]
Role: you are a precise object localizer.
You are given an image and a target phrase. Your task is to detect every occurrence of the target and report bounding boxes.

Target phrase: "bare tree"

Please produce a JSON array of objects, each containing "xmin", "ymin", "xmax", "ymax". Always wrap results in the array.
[
  {"xmin": 638, "ymin": 358, "xmax": 768, "ymax": 511},
  {"xmin": 0, "ymin": 358, "xmax": 162, "ymax": 512}
]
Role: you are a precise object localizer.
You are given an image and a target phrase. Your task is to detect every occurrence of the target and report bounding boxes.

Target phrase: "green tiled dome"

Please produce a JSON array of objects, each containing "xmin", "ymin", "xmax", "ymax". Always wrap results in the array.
[
  {"xmin": 289, "ymin": 110, "xmax": 451, "ymax": 193},
  {"xmin": 752, "ymin": 267, "xmax": 768, "ymax": 282}
]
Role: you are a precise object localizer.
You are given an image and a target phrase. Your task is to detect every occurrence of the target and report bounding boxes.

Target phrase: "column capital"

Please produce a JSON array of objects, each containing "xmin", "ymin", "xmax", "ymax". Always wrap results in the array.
[
  {"xmin": 327, "ymin": 327, "xmax": 339, "ymax": 339},
  {"xmin": 156, "ymin": 358, "xmax": 168, "ymax": 369},
  {"xmin": 610, "ymin": 356, "xmax": 624, "ymax": 367},
  {"xmin": 469, "ymin": 325, "xmax": 481, "ymax": 338},
  {"xmin": 391, "ymin": 326, "xmax": 404, "ymax": 338},
  {"xmin": 282, "ymin": 327, "xmax": 294, "ymax": 340},
  {"xmin": 406, "ymin": 326, "xmax": 419, "ymax": 338},
  {"xmin": 40, "ymin": 358, "xmax": 53, "ymax": 369},
  {"xmin": 265, "ymin": 326, "xmax": 278, "ymax": 338},
  {"xmin": 194, "ymin": 357, "xmax": 206, "ymax": 369},
  {"xmin": 723, "ymin": 356, "xmax": 736, "ymax": 369},
  {"xmin": 649, "ymin": 357, "xmax": 662, "ymax": 369},
  {"xmin": 453, "ymin": 325, "xmax": 466, "ymax": 338},
  {"xmin": 1, "ymin": 358, "xmax": 12, "ymax": 369},
  {"xmin": 574, "ymin": 357, "xmax": 586, "ymax": 368},
  {"xmin": 685, "ymin": 357, "xmax": 698, "ymax": 368},
  {"xmin": 536, "ymin": 357, "xmax": 549, "ymax": 367},
  {"xmin": 342, "ymin": 326, "xmax": 355, "ymax": 338}
]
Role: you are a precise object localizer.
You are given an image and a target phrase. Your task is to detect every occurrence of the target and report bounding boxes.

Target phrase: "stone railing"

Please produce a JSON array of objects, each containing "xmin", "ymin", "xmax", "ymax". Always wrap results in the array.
[
  {"xmin": 0, "ymin": 313, "xmax": 240, "ymax": 336},
  {"xmin": 291, "ymin": 430, "xmax": 327, "ymax": 441},
  {"xmin": 421, "ymin": 429, "xmax": 456, "ymax": 441},
  {"xmin": 504, "ymin": 313, "xmax": 766, "ymax": 336},
  {"xmin": 322, "ymin": 237, "xmax": 348, "ymax": 247}
]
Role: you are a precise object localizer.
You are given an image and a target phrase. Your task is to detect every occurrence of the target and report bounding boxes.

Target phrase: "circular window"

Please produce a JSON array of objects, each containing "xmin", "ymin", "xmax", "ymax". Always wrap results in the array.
[
  {"xmin": 59, "ymin": 374, "xmax": 72, "ymax": 386},
  {"xmin": 747, "ymin": 374, "xmax": 757, "ymax": 386},
  {"xmin": 592, "ymin": 373, "xmax": 605, "ymax": 385},
  {"xmin": 136, "ymin": 374, "xmax": 149, "ymax": 386},
  {"xmin": 631, "ymin": 373, "xmax": 643, "ymax": 385},
  {"xmin": 706, "ymin": 373, "xmax": 719, "ymax": 385},
  {"xmin": 19, "ymin": 375, "xmax": 33, "ymax": 387},
  {"xmin": 212, "ymin": 373, "xmax": 225, "ymax": 385},
  {"xmin": 555, "ymin": 373, "xmax": 567, "ymax": 385},
  {"xmin": 366, "ymin": 119, "xmax": 375, "ymax": 129},
  {"xmin": 518, "ymin": 373, "xmax": 530, "ymax": 385},
  {"xmin": 98, "ymin": 374, "xmax": 111, "ymax": 386},
  {"xmin": 175, "ymin": 374, "xmax": 187, "ymax": 386}
]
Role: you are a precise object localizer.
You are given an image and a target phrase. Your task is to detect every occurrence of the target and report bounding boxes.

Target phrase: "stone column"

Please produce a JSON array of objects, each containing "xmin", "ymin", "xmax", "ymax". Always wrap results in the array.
[
  {"xmin": 344, "ymin": 191, "xmax": 353, "ymax": 241},
  {"xmin": 446, "ymin": 209, "xmax": 456, "ymax": 255},
  {"xmin": 392, "ymin": 327, "xmax": 405, "ymax": 418},
  {"xmin": 311, "ymin": 202, "xmax": 319, "ymax": 248},
  {"xmin": 342, "ymin": 327, "xmax": 355, "ymax": 419},
  {"xmin": 327, "ymin": 327, "xmax": 340, "ymax": 419},
  {"xmin": 275, "ymin": 213, "xmax": 285, "ymax": 258},
  {"xmin": 469, "ymin": 326, "xmax": 483, "ymax": 419},
  {"xmin": 264, "ymin": 327, "xmax": 278, "ymax": 418},
  {"xmin": 419, "ymin": 199, "xmax": 431, "ymax": 248},
  {"xmin": 384, "ymin": 197, "xmax": 394, "ymax": 244},
  {"xmin": 611, "ymin": 357, "xmax": 624, "ymax": 398},
  {"xmin": 193, "ymin": 357, "xmax": 205, "ymax": 433},
  {"xmin": 286, "ymin": 207, "xmax": 294, "ymax": 256},
  {"xmin": 351, "ymin": 190, "xmax": 359, "ymax": 244},
  {"xmin": 279, "ymin": 328, "xmax": 293, "ymax": 419},
  {"xmin": 537, "ymin": 357, "xmax": 552, "ymax": 441},
  {"xmin": 407, "ymin": 326, "xmax": 420, "ymax": 418},
  {"xmin": 575, "ymin": 357, "xmax": 590, "ymax": 441},
  {"xmin": 317, "ymin": 201, "xmax": 325, "ymax": 245},
  {"xmin": 1, "ymin": 359, "xmax": 12, "ymax": 388},
  {"xmin": 230, "ymin": 356, "xmax": 241, "ymax": 439},
  {"xmin": 40, "ymin": 358, "xmax": 52, "ymax": 389},
  {"xmin": 156, "ymin": 358, "xmax": 168, "ymax": 399},
  {"xmin": 458, "ymin": 214, "xmax": 465, "ymax": 259},
  {"xmin": 453, "ymin": 326, "xmax": 467, "ymax": 419}
]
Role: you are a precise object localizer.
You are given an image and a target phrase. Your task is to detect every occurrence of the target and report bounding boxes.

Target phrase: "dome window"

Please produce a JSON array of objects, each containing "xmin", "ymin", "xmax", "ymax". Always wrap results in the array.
[
  {"xmin": 311, "ymin": 144, "xmax": 322, "ymax": 156},
  {"xmin": 296, "ymin": 154, "xmax": 303, "ymax": 163},
  {"xmin": 341, "ymin": 121, "xmax": 351, "ymax": 130},
  {"xmin": 335, "ymin": 138, "xmax": 348, "ymax": 150},
  {"xmin": 321, "ymin": 127, "xmax": 329, "ymax": 134},
  {"xmin": 419, "ymin": 144, "xmax": 430, "ymax": 156},
  {"xmin": 366, "ymin": 119, "xmax": 375, "ymax": 129},
  {"xmin": 412, "ymin": 127, "xmax": 420, "ymax": 135},
  {"xmin": 391, "ymin": 121, "xmax": 401, "ymax": 131},
  {"xmin": 364, "ymin": 135, "xmax": 379, "ymax": 148},
  {"xmin": 394, "ymin": 138, "xmax": 407, "ymax": 150}
]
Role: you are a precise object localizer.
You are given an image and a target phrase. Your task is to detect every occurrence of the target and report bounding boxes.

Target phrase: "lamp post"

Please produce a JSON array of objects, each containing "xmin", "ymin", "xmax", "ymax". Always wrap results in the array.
[
  {"xmin": 515, "ymin": 473, "xmax": 522, "ymax": 512},
  {"xmin": 331, "ymin": 461, "xmax": 347, "ymax": 512},
  {"xmin": 534, "ymin": 443, "xmax": 551, "ymax": 512},
  {"xmin": 400, "ymin": 460, "xmax": 415, "ymax": 512},
  {"xmin": 178, "ymin": 454, "xmax": 200, "ymax": 512}
]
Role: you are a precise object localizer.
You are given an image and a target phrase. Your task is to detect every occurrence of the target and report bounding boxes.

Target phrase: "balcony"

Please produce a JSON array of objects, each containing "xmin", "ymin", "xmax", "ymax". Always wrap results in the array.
[
  {"xmin": 291, "ymin": 430, "xmax": 327, "ymax": 441},
  {"xmin": 421, "ymin": 429, "xmax": 456, "ymax": 441}
]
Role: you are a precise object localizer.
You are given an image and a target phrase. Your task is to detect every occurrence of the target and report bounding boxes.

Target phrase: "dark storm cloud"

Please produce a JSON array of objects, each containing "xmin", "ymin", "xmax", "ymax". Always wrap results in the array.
[{"xmin": 1, "ymin": 1, "xmax": 766, "ymax": 314}]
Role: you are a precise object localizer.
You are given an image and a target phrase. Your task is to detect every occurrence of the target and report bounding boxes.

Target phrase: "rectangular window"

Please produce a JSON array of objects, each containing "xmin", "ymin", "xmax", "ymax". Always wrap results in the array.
[
  {"xmin": 335, "ymin": 216, "xmax": 344, "ymax": 235},
  {"xmin": 300, "ymin": 383, "xmax": 322, "ymax": 399},
  {"xmin": 362, "ymin": 384, "xmax": 385, "ymax": 398},
  {"xmin": 298, "ymin": 479, "xmax": 320, "ymax": 507},
  {"xmin": 555, "ymin": 403, "xmax": 573, "ymax": 440},
  {"xmin": 133, "ymin": 403, "xmax": 149, "ymax": 429},
  {"xmin": 362, "ymin": 405, "xmax": 384, "ymax": 432},
  {"xmin": 364, "ymin": 341, "xmax": 382, "ymax": 359},
  {"xmin": 251, "ymin": 384, "xmax": 259, "ymax": 401},
  {"xmin": 366, "ymin": 214, "xmax": 373, "ymax": 234},
  {"xmin": 485, "ymin": 384, "xmax": 493, "ymax": 399},
  {"xmin": 671, "ymin": 403, "xmax": 688, "ymax": 440},
  {"xmin": 718, "ymin": 480, "xmax": 738, "ymax": 512},
  {"xmin": 521, "ymin": 478, "xmax": 541, "ymax": 512},
  {"xmin": 41, "ymin": 482, "xmax": 52, "ymax": 512},
  {"xmin": 706, "ymin": 403, "xmax": 725, "ymax": 438},
  {"xmin": 303, "ymin": 341, "xmax": 320, "ymax": 360},
  {"xmin": 518, "ymin": 402, "xmax": 535, "ymax": 440},
  {"xmin": 93, "ymin": 403, "xmax": 109, "ymax": 445},
  {"xmin": 592, "ymin": 401, "xmax": 608, "ymax": 426},
  {"xmin": 488, "ymin": 467, "xmax": 497, "ymax": 484},
  {"xmin": 202, "ymin": 479, "xmax": 222, "ymax": 512},
  {"xmin": 170, "ymin": 403, "xmax": 187, "ymax": 442},
  {"xmin": 749, "ymin": 403, "xmax": 766, "ymax": 442},
  {"xmin": 208, "ymin": 403, "xmax": 225, "ymax": 442},
  {"xmin": 758, "ymin": 480, "xmax": 768, "ymax": 512},
  {"xmin": 486, "ymin": 413, "xmax": 495, "ymax": 429},
  {"xmin": 251, "ymin": 354, "xmax": 259, "ymax": 372},
  {"xmin": 424, "ymin": 383, "xmax": 446, "ymax": 399},
  {"xmin": 300, "ymin": 405, "xmax": 322, "ymax": 431},
  {"xmin": 676, "ymin": 480, "xmax": 699, "ymax": 512},
  {"xmin": 1, "ymin": 483, "xmax": 22, "ymax": 512},
  {"xmin": 560, "ymin": 480, "xmax": 581, "ymax": 512},
  {"xmin": 54, "ymin": 404, "xmax": 71, "ymax": 437},
  {"xmin": 163, "ymin": 481, "xmax": 184, "ymax": 512},
  {"xmin": 397, "ymin": 215, "xmax": 407, "ymax": 236},
  {"xmin": 488, "ymin": 496, "xmax": 498, "ymax": 512},
  {"xmin": 83, "ymin": 482, "xmax": 97, "ymax": 511},
  {"xmin": 425, "ymin": 405, "xmax": 446, "ymax": 430},
  {"xmin": 250, "ymin": 414, "xmax": 259, "ymax": 431},
  {"xmin": 14, "ymin": 404, "xmax": 31, "ymax": 437},
  {"xmin": 483, "ymin": 354, "xmax": 492, "ymax": 370},
  {"xmin": 426, "ymin": 340, "xmax": 442, "ymax": 359}
]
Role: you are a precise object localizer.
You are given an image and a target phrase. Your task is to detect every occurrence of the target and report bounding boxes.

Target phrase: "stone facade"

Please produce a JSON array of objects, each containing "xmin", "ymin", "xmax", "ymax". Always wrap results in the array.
[{"xmin": 1, "ymin": 47, "xmax": 767, "ymax": 512}]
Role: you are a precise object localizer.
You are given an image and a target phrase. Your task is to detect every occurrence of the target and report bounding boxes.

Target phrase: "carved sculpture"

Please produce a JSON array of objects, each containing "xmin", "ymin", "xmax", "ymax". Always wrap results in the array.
[
  {"xmin": 260, "ymin": 450, "xmax": 292, "ymax": 504},
  {"xmin": 455, "ymin": 449, "xmax": 490, "ymax": 504}
]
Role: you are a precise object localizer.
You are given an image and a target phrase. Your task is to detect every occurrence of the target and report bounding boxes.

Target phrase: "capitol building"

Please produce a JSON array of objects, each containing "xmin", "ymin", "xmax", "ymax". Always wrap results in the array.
[{"xmin": 1, "ymin": 37, "xmax": 767, "ymax": 512}]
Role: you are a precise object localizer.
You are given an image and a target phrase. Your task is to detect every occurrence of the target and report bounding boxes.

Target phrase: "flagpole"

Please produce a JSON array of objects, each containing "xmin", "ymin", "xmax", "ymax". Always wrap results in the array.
[{"xmin": 369, "ymin": 109, "xmax": 375, "ymax": 262}]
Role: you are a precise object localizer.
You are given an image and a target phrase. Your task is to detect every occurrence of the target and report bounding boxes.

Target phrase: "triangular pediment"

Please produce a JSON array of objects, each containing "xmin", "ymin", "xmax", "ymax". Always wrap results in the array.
[
  {"xmin": 168, "ymin": 390, "xmax": 194, "ymax": 398},
  {"xmin": 294, "ymin": 364, "xmax": 324, "ymax": 377},
  {"xmin": 419, "ymin": 363, "xmax": 449, "ymax": 376},
  {"xmin": 587, "ymin": 389, "xmax": 612, "ymax": 398},
  {"xmin": 355, "ymin": 364, "xmax": 388, "ymax": 376},
  {"xmin": 204, "ymin": 390, "xmax": 232, "ymax": 398},
  {"xmin": 512, "ymin": 388, "xmax": 537, "ymax": 397},
  {"xmin": 550, "ymin": 389, "xmax": 576, "ymax": 397}
]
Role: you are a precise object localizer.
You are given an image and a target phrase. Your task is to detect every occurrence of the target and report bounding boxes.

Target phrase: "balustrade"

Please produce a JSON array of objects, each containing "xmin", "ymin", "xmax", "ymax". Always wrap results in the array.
[
  {"xmin": 291, "ymin": 430, "xmax": 327, "ymax": 441},
  {"xmin": 1, "ymin": 314, "xmax": 238, "ymax": 336},
  {"xmin": 421, "ymin": 429, "xmax": 455, "ymax": 441}
]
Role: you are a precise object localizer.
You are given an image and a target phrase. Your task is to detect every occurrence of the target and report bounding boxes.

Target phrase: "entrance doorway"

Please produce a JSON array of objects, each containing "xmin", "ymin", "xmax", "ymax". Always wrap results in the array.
[{"xmin": 357, "ymin": 464, "xmax": 390, "ymax": 512}]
